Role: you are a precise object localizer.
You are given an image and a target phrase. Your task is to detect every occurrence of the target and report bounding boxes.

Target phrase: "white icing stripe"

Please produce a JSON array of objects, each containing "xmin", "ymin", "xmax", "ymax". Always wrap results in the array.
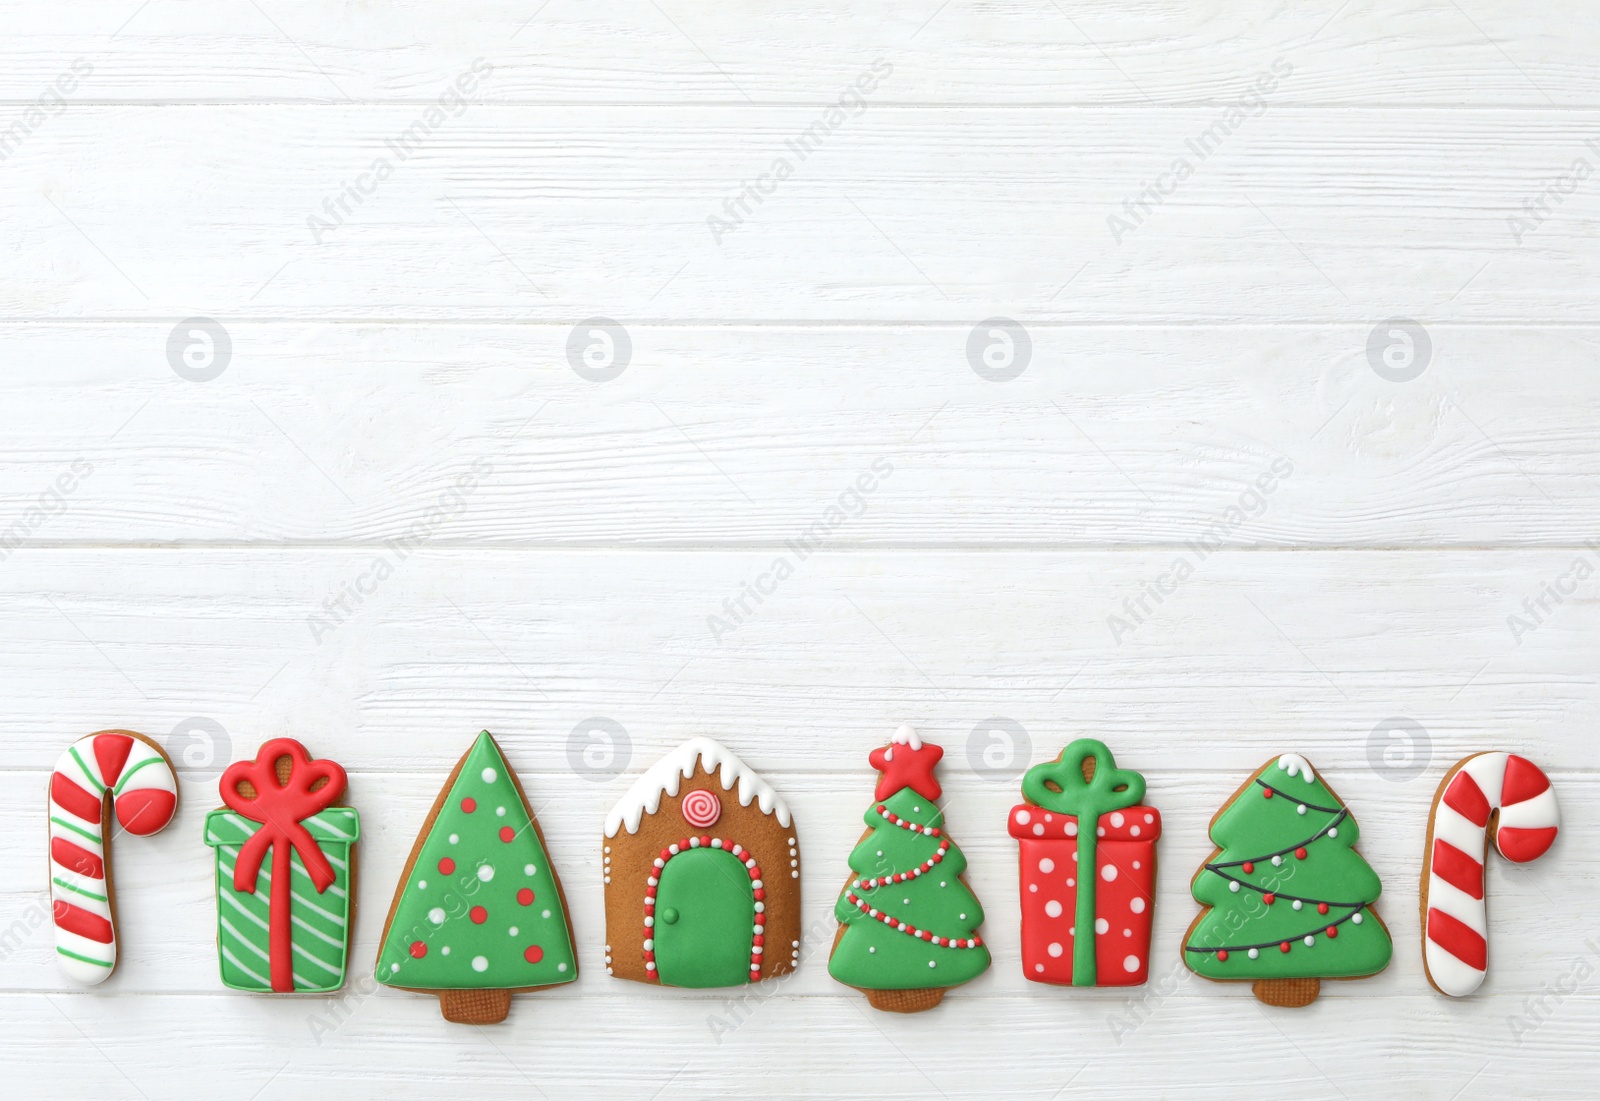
[
  {"xmin": 604, "ymin": 736, "xmax": 793, "ymax": 837},
  {"xmin": 1430, "ymin": 806, "xmax": 1489, "ymax": 855},
  {"xmin": 1423, "ymin": 878, "xmax": 1489, "ymax": 936},
  {"xmin": 1423, "ymin": 751, "xmax": 1559, "ymax": 997},
  {"xmin": 1499, "ymin": 788, "xmax": 1558, "ymax": 834},
  {"xmin": 1458, "ymin": 752, "xmax": 1508, "ymax": 807}
]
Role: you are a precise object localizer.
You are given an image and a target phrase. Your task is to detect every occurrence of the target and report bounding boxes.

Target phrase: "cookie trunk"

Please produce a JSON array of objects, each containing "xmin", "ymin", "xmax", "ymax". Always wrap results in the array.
[
  {"xmin": 863, "ymin": 987, "xmax": 947, "ymax": 1013},
  {"xmin": 1252, "ymin": 977, "xmax": 1321, "ymax": 1007},
  {"xmin": 439, "ymin": 988, "xmax": 513, "ymax": 1024}
]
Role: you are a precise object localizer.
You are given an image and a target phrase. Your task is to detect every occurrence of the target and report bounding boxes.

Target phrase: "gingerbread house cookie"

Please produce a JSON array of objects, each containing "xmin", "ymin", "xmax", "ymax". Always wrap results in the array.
[{"xmin": 603, "ymin": 737, "xmax": 800, "ymax": 987}]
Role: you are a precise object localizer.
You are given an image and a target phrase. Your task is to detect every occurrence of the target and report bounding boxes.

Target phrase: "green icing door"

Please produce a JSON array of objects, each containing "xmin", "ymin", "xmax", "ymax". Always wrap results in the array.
[{"xmin": 653, "ymin": 847, "xmax": 755, "ymax": 988}]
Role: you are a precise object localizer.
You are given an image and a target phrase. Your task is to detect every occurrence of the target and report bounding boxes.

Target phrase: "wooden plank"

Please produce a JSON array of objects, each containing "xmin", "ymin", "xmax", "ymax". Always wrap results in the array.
[
  {"xmin": 0, "ymin": 547, "xmax": 1593, "ymax": 771},
  {"xmin": 4, "ymin": 108, "xmax": 1599, "ymax": 321},
  {"xmin": 2, "ymin": 2, "xmax": 1596, "ymax": 106},
  {"xmin": 3, "ymin": 323, "xmax": 1598, "ymax": 546}
]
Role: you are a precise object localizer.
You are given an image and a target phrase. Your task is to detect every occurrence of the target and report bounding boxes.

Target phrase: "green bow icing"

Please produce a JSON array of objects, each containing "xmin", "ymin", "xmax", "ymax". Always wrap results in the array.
[{"xmin": 1021, "ymin": 739, "xmax": 1145, "ymax": 985}]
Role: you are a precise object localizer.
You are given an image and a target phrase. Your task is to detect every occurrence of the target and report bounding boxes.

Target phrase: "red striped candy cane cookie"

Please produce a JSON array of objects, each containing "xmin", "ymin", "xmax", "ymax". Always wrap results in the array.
[
  {"xmin": 49, "ymin": 730, "xmax": 180, "ymax": 984},
  {"xmin": 1421, "ymin": 752, "xmax": 1558, "ymax": 997}
]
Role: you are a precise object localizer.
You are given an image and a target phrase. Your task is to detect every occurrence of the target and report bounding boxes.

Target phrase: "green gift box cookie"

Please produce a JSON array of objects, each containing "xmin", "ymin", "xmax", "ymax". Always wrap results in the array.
[{"xmin": 203, "ymin": 739, "xmax": 360, "ymax": 994}]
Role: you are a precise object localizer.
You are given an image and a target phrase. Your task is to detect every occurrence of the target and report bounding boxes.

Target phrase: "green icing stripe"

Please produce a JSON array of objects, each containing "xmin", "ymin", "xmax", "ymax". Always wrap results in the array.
[
  {"xmin": 67, "ymin": 746, "xmax": 106, "ymax": 794},
  {"xmin": 111, "ymin": 754, "xmax": 165, "ymax": 794},
  {"xmin": 50, "ymin": 815, "xmax": 102, "ymax": 843},
  {"xmin": 57, "ymin": 946, "xmax": 113, "ymax": 968},
  {"xmin": 52, "ymin": 877, "xmax": 108, "ymax": 902}
]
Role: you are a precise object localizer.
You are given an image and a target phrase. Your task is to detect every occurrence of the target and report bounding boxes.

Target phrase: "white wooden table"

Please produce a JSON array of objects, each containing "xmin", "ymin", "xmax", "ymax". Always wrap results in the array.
[{"xmin": 2, "ymin": 4, "xmax": 1596, "ymax": 1098}]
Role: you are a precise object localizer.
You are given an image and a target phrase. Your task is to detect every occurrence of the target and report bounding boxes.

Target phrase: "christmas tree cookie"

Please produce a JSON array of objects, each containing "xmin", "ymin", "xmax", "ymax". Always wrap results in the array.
[
  {"xmin": 829, "ymin": 725, "xmax": 990, "ymax": 1012},
  {"xmin": 376, "ymin": 732, "xmax": 577, "ymax": 1022},
  {"xmin": 1182, "ymin": 754, "xmax": 1392, "ymax": 1007}
]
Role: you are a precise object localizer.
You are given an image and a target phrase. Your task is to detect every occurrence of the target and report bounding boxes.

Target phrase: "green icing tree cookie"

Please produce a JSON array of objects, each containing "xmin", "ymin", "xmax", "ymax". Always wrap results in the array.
[
  {"xmin": 376, "ymin": 731, "xmax": 577, "ymax": 1023},
  {"xmin": 829, "ymin": 726, "xmax": 990, "ymax": 1012},
  {"xmin": 1182, "ymin": 753, "xmax": 1392, "ymax": 1007}
]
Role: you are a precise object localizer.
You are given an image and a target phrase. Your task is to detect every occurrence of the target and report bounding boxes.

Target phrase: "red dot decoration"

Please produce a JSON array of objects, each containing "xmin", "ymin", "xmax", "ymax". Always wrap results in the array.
[
  {"xmin": 438, "ymin": 857, "xmax": 456, "ymax": 875},
  {"xmin": 1263, "ymin": 893, "xmax": 1276, "ymax": 906},
  {"xmin": 517, "ymin": 888, "xmax": 534, "ymax": 906},
  {"xmin": 1263, "ymin": 788, "xmax": 1274, "ymax": 798},
  {"xmin": 1326, "ymin": 926, "xmax": 1338, "ymax": 938},
  {"xmin": 499, "ymin": 826, "xmax": 515, "ymax": 843},
  {"xmin": 461, "ymin": 797, "xmax": 477, "ymax": 813},
  {"xmin": 1242, "ymin": 861, "xmax": 1254, "ymax": 874},
  {"xmin": 409, "ymin": 941, "xmax": 427, "ymax": 959},
  {"xmin": 524, "ymin": 945, "xmax": 544, "ymax": 964},
  {"xmin": 1295, "ymin": 847, "xmax": 1308, "ymax": 860},
  {"xmin": 1217, "ymin": 949, "xmax": 1229, "ymax": 962},
  {"xmin": 469, "ymin": 906, "xmax": 487, "ymax": 924},
  {"xmin": 1317, "ymin": 902, "xmax": 1329, "ymax": 915},
  {"xmin": 1279, "ymin": 941, "xmax": 1290, "ymax": 953}
]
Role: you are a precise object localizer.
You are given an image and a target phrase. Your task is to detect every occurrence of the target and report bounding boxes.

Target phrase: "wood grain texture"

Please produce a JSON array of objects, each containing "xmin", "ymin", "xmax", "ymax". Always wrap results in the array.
[
  {"xmin": 3, "ymin": 323, "xmax": 1598, "ymax": 546},
  {"xmin": 3, "ymin": 107, "xmax": 1599, "ymax": 321},
  {"xmin": 5, "ymin": 3, "xmax": 1598, "ymax": 1098}
]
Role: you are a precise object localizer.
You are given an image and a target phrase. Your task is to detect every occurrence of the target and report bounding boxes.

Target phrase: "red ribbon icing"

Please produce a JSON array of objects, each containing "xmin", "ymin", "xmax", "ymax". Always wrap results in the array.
[{"xmin": 219, "ymin": 739, "xmax": 347, "ymax": 992}]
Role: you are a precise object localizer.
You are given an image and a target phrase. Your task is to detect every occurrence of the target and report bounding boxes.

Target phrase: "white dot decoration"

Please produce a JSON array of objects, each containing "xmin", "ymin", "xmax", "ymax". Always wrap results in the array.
[
  {"xmin": 558, "ymin": 963, "xmax": 568, "ymax": 972},
  {"xmin": 1015, "ymin": 810, "xmax": 1031, "ymax": 825},
  {"xmin": 1045, "ymin": 900, "xmax": 1063, "ymax": 918},
  {"xmin": 1122, "ymin": 955, "xmax": 1140, "ymax": 973},
  {"xmin": 497, "ymin": 806, "xmax": 506, "ymax": 817},
  {"xmin": 1039, "ymin": 857, "xmax": 1055, "ymax": 873},
  {"xmin": 481, "ymin": 768, "xmax": 497, "ymax": 783},
  {"xmin": 390, "ymin": 962, "xmax": 399, "ymax": 973},
  {"xmin": 1047, "ymin": 942, "xmax": 1064, "ymax": 958},
  {"xmin": 1248, "ymin": 948, "xmax": 1259, "ymax": 959},
  {"xmin": 477, "ymin": 865, "xmax": 494, "ymax": 882},
  {"xmin": 417, "ymin": 880, "xmax": 427, "ymax": 890},
  {"xmin": 509, "ymin": 926, "xmax": 518, "ymax": 936},
  {"xmin": 1130, "ymin": 898, "xmax": 1145, "ymax": 914},
  {"xmin": 1095, "ymin": 918, "xmax": 1109, "ymax": 935},
  {"xmin": 471, "ymin": 955, "xmax": 488, "ymax": 972},
  {"xmin": 542, "ymin": 910, "xmax": 551, "ymax": 918},
  {"xmin": 525, "ymin": 864, "xmax": 537, "ymax": 876},
  {"xmin": 1352, "ymin": 912, "xmax": 1363, "ymax": 925},
  {"xmin": 448, "ymin": 833, "xmax": 459, "ymax": 844},
  {"xmin": 442, "ymin": 947, "xmax": 450, "ymax": 956},
  {"xmin": 428, "ymin": 907, "xmax": 446, "ymax": 925},
  {"xmin": 1101, "ymin": 865, "xmax": 1117, "ymax": 882}
]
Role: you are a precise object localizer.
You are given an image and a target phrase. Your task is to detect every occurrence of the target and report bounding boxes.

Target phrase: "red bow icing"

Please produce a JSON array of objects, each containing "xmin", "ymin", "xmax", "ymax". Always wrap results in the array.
[{"xmin": 221, "ymin": 738, "xmax": 347, "ymax": 895}]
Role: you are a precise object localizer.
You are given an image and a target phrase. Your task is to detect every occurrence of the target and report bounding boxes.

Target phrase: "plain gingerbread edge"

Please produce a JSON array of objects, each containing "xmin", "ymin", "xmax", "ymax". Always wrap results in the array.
[{"xmin": 1180, "ymin": 753, "xmax": 1394, "ymax": 987}]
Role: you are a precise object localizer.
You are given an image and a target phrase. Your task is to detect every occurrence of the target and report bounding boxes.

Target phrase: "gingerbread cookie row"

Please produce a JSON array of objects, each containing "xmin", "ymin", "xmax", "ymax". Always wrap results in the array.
[{"xmin": 45, "ymin": 727, "xmax": 1558, "ymax": 1017}]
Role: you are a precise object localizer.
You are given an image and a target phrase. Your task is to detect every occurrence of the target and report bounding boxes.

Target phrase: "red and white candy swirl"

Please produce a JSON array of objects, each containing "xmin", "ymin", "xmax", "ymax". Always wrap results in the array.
[{"xmin": 680, "ymin": 788, "xmax": 721, "ymax": 828}]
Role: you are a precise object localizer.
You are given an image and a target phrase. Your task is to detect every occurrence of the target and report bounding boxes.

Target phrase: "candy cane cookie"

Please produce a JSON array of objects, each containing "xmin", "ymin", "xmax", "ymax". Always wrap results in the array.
[
  {"xmin": 48, "ymin": 730, "xmax": 180, "ymax": 984},
  {"xmin": 1421, "ymin": 752, "xmax": 1559, "ymax": 997}
]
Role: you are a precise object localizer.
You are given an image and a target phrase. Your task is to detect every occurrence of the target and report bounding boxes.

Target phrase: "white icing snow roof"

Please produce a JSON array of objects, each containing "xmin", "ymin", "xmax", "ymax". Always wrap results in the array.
[{"xmin": 604, "ymin": 736, "xmax": 793, "ymax": 837}]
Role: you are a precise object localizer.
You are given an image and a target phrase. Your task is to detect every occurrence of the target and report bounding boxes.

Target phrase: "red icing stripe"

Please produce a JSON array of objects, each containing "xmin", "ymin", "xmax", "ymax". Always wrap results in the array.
[
  {"xmin": 51, "ymin": 837, "xmax": 105, "ymax": 879},
  {"xmin": 1443, "ymin": 769, "xmax": 1491, "ymax": 828},
  {"xmin": 1427, "ymin": 906, "xmax": 1488, "ymax": 970},
  {"xmin": 52, "ymin": 900, "xmax": 113, "ymax": 944},
  {"xmin": 51, "ymin": 773, "xmax": 103, "ymax": 824},
  {"xmin": 1498, "ymin": 825, "xmax": 1559, "ymax": 863},
  {"xmin": 1430, "ymin": 839, "xmax": 1485, "ymax": 900},
  {"xmin": 115, "ymin": 788, "xmax": 177, "ymax": 836},
  {"xmin": 1501, "ymin": 755, "xmax": 1551, "ymax": 805},
  {"xmin": 92, "ymin": 734, "xmax": 134, "ymax": 787}
]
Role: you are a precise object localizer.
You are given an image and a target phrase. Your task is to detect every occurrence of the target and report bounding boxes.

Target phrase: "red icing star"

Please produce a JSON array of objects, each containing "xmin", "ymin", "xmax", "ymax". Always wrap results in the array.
[{"xmin": 869, "ymin": 739, "xmax": 944, "ymax": 802}]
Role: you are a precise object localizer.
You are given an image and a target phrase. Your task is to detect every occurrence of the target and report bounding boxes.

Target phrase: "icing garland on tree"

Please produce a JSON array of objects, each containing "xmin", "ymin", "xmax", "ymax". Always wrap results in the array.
[
  {"xmin": 828, "ymin": 726, "xmax": 991, "ymax": 1012},
  {"xmin": 1182, "ymin": 754, "xmax": 1391, "ymax": 1006}
]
